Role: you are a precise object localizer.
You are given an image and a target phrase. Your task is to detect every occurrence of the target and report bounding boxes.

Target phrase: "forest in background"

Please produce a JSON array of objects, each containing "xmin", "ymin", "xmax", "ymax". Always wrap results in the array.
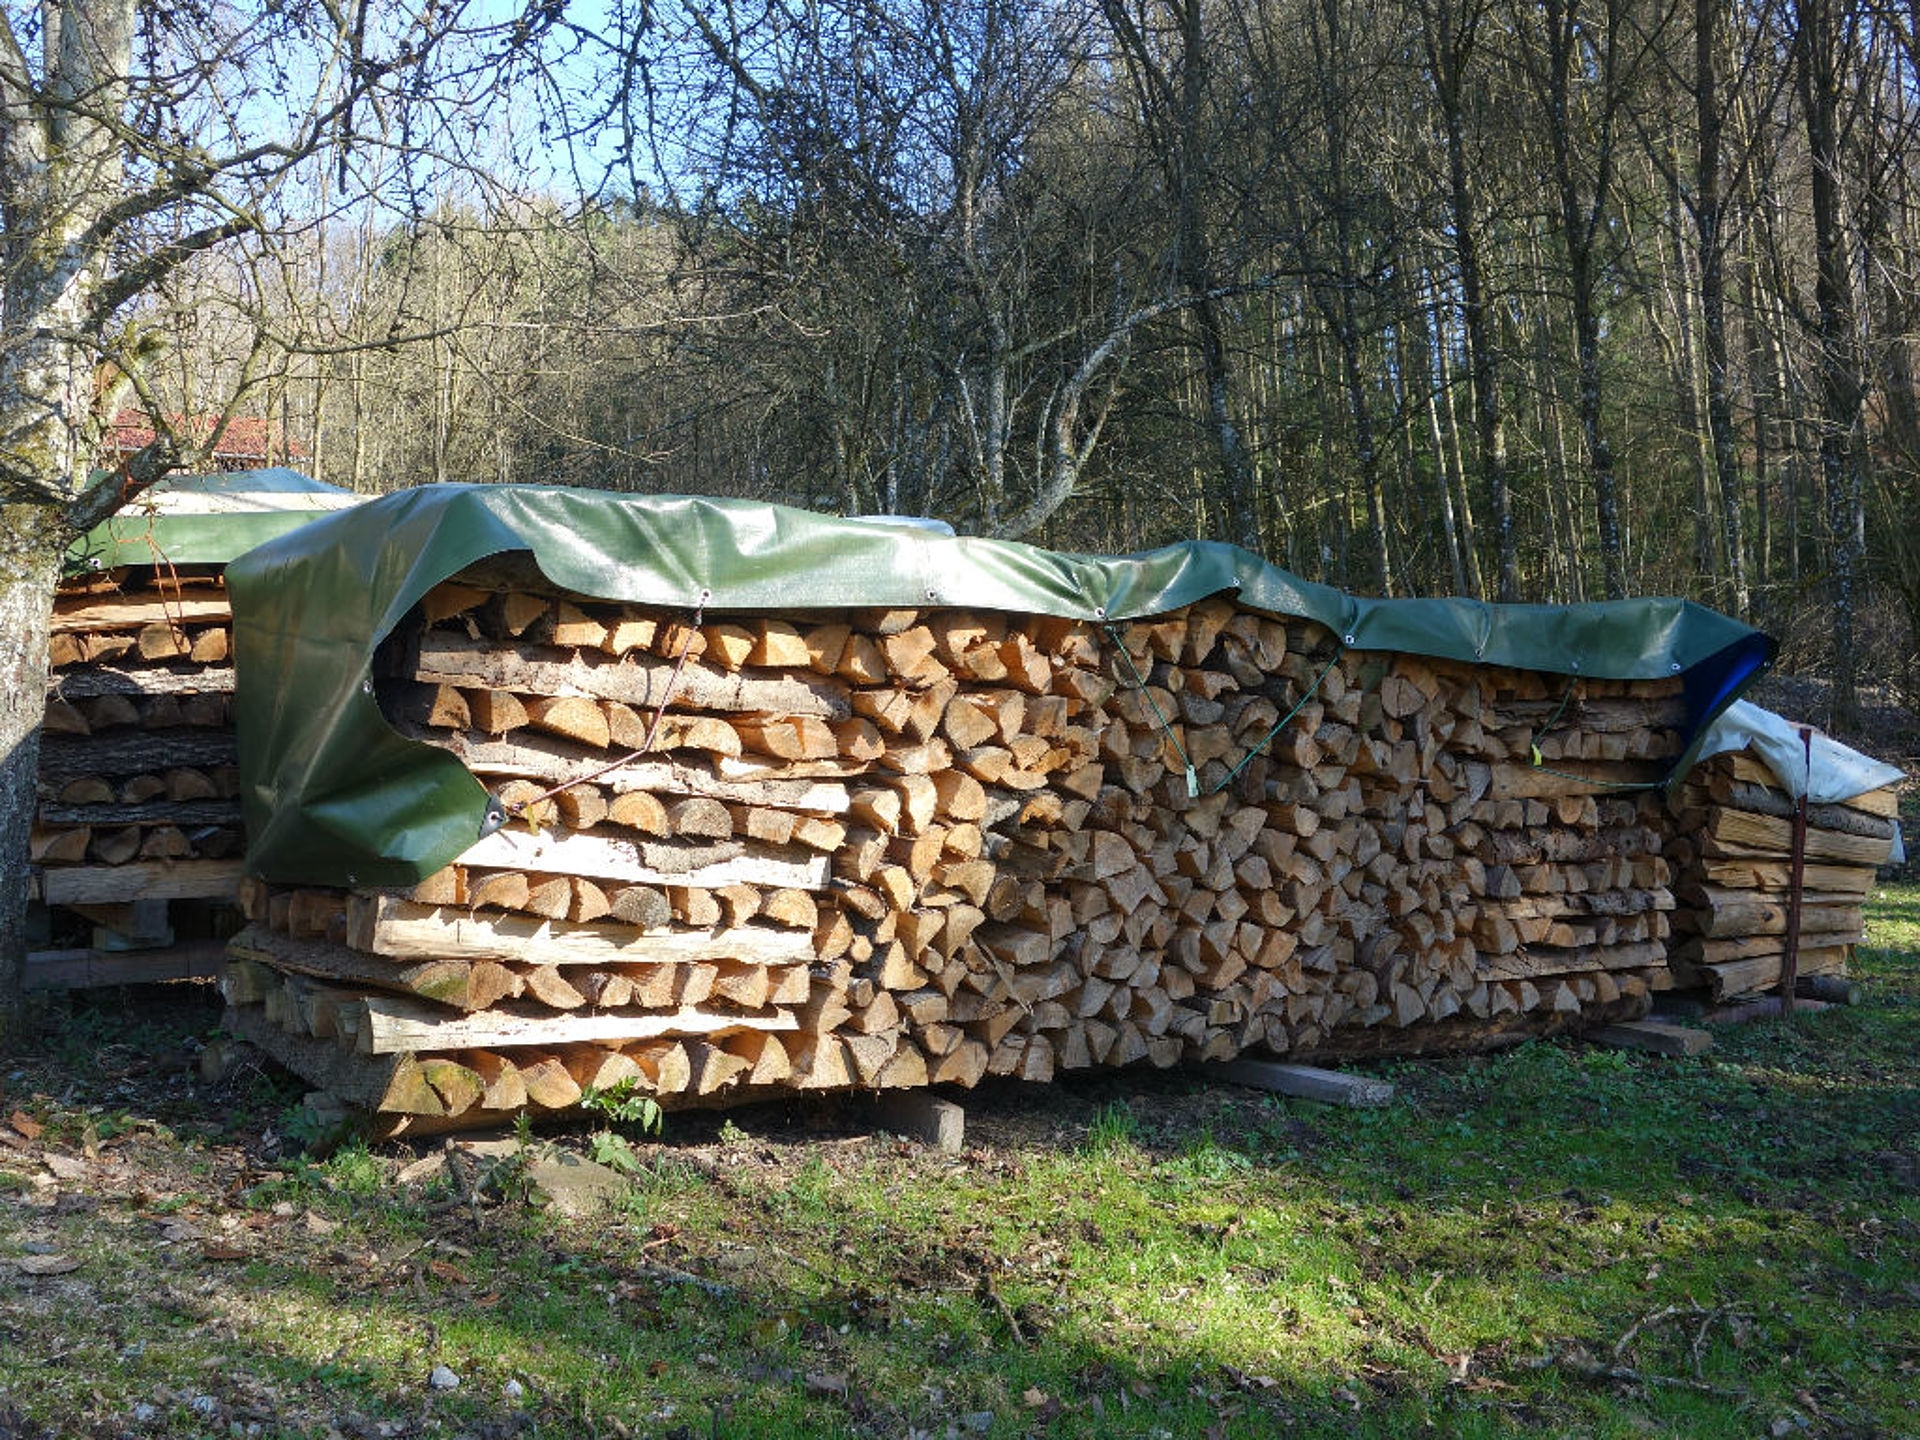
[{"xmin": 81, "ymin": 0, "xmax": 1920, "ymax": 731}]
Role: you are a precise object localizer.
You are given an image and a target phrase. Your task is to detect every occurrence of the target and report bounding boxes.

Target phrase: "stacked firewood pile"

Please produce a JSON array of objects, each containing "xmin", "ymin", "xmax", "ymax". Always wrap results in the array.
[
  {"xmin": 31, "ymin": 568, "xmax": 245, "ymax": 985},
  {"xmin": 221, "ymin": 569, "xmax": 1695, "ymax": 1131},
  {"xmin": 1666, "ymin": 748, "xmax": 1899, "ymax": 1002}
]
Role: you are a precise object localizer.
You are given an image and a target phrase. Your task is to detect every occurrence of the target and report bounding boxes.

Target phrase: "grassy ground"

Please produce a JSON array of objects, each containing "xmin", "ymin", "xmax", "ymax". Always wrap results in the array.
[{"xmin": 3, "ymin": 891, "xmax": 1918, "ymax": 1439}]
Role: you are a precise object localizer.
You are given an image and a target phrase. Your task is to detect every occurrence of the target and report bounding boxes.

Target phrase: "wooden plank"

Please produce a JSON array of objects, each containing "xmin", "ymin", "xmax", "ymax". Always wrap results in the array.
[
  {"xmin": 411, "ymin": 632, "xmax": 851, "ymax": 719},
  {"xmin": 1690, "ymin": 994, "xmax": 1833, "ymax": 1026},
  {"xmin": 51, "ymin": 596, "xmax": 230, "ymax": 631},
  {"xmin": 1701, "ymin": 808, "xmax": 1894, "ymax": 866},
  {"xmin": 352, "ymin": 993, "xmax": 800, "ymax": 1054},
  {"xmin": 1480, "ymin": 759, "xmax": 1667, "ymax": 801},
  {"xmin": 1691, "ymin": 945, "xmax": 1849, "ymax": 1001},
  {"xmin": 457, "ymin": 828, "xmax": 830, "ymax": 890},
  {"xmin": 39, "ymin": 859, "xmax": 244, "ymax": 905},
  {"xmin": 23, "ymin": 940, "xmax": 227, "ymax": 990},
  {"xmin": 346, "ymin": 895, "xmax": 816, "ymax": 968},
  {"xmin": 37, "ymin": 731, "xmax": 236, "ymax": 779},
  {"xmin": 50, "ymin": 665, "xmax": 236, "ymax": 696},
  {"xmin": 1672, "ymin": 929, "xmax": 1866, "ymax": 964},
  {"xmin": 411, "ymin": 741, "xmax": 851, "ymax": 812},
  {"xmin": 36, "ymin": 800, "xmax": 240, "ymax": 826},
  {"xmin": 1209, "ymin": 1058, "xmax": 1394, "ymax": 1107},
  {"xmin": 1688, "ymin": 889, "xmax": 1863, "ymax": 939},
  {"xmin": 1583, "ymin": 1020, "xmax": 1713, "ymax": 1057},
  {"xmin": 1703, "ymin": 774, "xmax": 1897, "ymax": 838},
  {"xmin": 1697, "ymin": 858, "xmax": 1875, "ymax": 895}
]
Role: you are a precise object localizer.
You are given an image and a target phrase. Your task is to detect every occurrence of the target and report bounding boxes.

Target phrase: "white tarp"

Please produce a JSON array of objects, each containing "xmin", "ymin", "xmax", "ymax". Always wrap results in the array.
[
  {"xmin": 133, "ymin": 467, "xmax": 360, "ymax": 514},
  {"xmin": 1695, "ymin": 699, "xmax": 1906, "ymax": 864}
]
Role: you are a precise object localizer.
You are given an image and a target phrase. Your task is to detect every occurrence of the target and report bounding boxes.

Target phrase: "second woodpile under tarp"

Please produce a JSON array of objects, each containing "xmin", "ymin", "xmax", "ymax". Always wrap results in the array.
[
  {"xmin": 224, "ymin": 567, "xmax": 1700, "ymax": 1131},
  {"xmin": 1667, "ymin": 748, "xmax": 1899, "ymax": 1002},
  {"xmin": 31, "ymin": 566, "xmax": 245, "ymax": 985}
]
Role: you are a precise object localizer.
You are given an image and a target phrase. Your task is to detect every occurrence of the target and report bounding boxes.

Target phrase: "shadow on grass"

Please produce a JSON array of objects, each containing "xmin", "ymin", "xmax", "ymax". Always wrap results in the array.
[{"xmin": 4, "ymin": 942, "xmax": 1918, "ymax": 1438}]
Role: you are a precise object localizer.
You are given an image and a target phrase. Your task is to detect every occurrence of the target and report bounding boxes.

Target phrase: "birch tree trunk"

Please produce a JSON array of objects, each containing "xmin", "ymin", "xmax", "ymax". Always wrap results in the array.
[
  {"xmin": 0, "ymin": 0, "xmax": 142, "ymax": 1029},
  {"xmin": 0, "ymin": 510, "xmax": 63, "ymax": 1032}
]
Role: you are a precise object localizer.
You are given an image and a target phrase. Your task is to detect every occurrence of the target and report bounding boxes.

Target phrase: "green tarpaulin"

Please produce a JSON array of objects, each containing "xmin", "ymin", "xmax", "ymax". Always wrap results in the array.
[{"xmin": 227, "ymin": 483, "xmax": 1776, "ymax": 887}]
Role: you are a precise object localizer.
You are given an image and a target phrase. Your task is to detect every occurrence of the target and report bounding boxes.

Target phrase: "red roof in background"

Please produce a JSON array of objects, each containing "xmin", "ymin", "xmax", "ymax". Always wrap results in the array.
[{"xmin": 104, "ymin": 409, "xmax": 310, "ymax": 464}]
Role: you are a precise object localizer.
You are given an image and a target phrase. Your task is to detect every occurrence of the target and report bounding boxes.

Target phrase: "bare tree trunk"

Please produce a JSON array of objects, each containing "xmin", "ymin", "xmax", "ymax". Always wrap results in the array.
[
  {"xmin": 1391, "ymin": 307, "xmax": 1450, "ymax": 595},
  {"xmin": 1650, "ymin": 156, "xmax": 1718, "ymax": 586},
  {"xmin": 1430, "ymin": 290, "xmax": 1485, "ymax": 599},
  {"xmin": 1101, "ymin": 0, "xmax": 1262, "ymax": 552},
  {"xmin": 1310, "ymin": 0, "xmax": 1393, "ymax": 594},
  {"xmin": 1418, "ymin": 0, "xmax": 1517, "ymax": 600},
  {"xmin": 1526, "ymin": 228, "xmax": 1585, "ymax": 602},
  {"xmin": 1795, "ymin": 0, "xmax": 1866, "ymax": 730},
  {"xmin": 1695, "ymin": 0, "xmax": 1751, "ymax": 616},
  {"xmin": 1742, "ymin": 252, "xmax": 1775, "ymax": 609},
  {"xmin": 1310, "ymin": 329, "xmax": 1348, "ymax": 585},
  {"xmin": 1328, "ymin": 292, "xmax": 1393, "ymax": 594},
  {"xmin": 1539, "ymin": 0, "xmax": 1628, "ymax": 598}
]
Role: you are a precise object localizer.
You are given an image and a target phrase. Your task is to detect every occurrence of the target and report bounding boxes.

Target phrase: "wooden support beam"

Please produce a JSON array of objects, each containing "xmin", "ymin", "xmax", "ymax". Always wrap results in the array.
[
  {"xmin": 352, "ymin": 993, "xmax": 800, "ymax": 1055},
  {"xmin": 37, "ymin": 800, "xmax": 240, "ymax": 826},
  {"xmin": 38, "ymin": 731, "xmax": 236, "ymax": 780},
  {"xmin": 1678, "ymin": 994, "xmax": 1835, "ymax": 1026},
  {"xmin": 457, "ymin": 828, "xmax": 830, "ymax": 890},
  {"xmin": 52, "ymin": 596, "xmax": 231, "ymax": 631},
  {"xmin": 345, "ymin": 895, "xmax": 815, "ymax": 969},
  {"xmin": 1208, "ymin": 1058, "xmax": 1394, "ymax": 1107},
  {"xmin": 1583, "ymin": 1020, "xmax": 1713, "ymax": 1057},
  {"xmin": 23, "ymin": 940, "xmax": 227, "ymax": 990},
  {"xmin": 39, "ymin": 860, "xmax": 245, "ymax": 905},
  {"xmin": 874, "ymin": 1091, "xmax": 965, "ymax": 1154},
  {"xmin": 50, "ymin": 665, "xmax": 236, "ymax": 696}
]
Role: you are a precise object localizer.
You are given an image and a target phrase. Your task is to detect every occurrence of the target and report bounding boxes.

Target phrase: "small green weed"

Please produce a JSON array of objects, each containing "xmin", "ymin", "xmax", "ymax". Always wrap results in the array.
[
  {"xmin": 1085, "ymin": 1100, "xmax": 1137, "ymax": 1155},
  {"xmin": 1169, "ymin": 1126, "xmax": 1253, "ymax": 1180},
  {"xmin": 320, "ymin": 1140, "xmax": 384, "ymax": 1197},
  {"xmin": 588, "ymin": 1129, "xmax": 646, "ymax": 1176},
  {"xmin": 775, "ymin": 1156, "xmax": 833, "ymax": 1224},
  {"xmin": 633, "ymin": 1154, "xmax": 708, "ymax": 1197},
  {"xmin": 581, "ymin": 1078, "xmax": 665, "ymax": 1138},
  {"xmin": 278, "ymin": 1100, "xmax": 340, "ymax": 1153}
]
